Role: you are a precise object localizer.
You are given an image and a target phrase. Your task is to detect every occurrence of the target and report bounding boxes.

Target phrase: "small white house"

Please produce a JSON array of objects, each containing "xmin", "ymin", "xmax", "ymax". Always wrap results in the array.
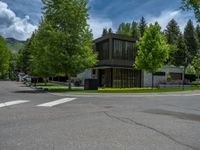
[{"xmin": 143, "ymin": 66, "xmax": 184, "ymax": 87}]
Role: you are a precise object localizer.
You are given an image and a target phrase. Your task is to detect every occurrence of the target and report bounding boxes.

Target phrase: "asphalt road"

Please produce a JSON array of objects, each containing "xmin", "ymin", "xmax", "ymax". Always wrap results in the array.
[{"xmin": 0, "ymin": 81, "xmax": 200, "ymax": 150}]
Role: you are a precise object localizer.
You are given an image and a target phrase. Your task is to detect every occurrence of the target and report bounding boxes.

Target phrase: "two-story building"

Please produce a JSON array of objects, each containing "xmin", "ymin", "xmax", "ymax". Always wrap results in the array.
[
  {"xmin": 77, "ymin": 33, "xmax": 184, "ymax": 88},
  {"xmin": 92, "ymin": 33, "xmax": 141, "ymax": 88}
]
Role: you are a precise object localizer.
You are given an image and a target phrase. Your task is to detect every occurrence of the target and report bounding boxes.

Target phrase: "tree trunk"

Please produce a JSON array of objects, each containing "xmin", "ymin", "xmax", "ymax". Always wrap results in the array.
[
  {"xmin": 34, "ymin": 78, "xmax": 37, "ymax": 87},
  {"xmin": 152, "ymin": 73, "xmax": 154, "ymax": 89},
  {"xmin": 68, "ymin": 74, "xmax": 72, "ymax": 91},
  {"xmin": 182, "ymin": 66, "xmax": 185, "ymax": 90}
]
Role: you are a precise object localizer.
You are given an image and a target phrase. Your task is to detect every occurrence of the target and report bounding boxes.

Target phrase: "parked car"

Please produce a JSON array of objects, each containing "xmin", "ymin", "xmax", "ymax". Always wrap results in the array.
[
  {"xmin": 22, "ymin": 75, "xmax": 32, "ymax": 83},
  {"xmin": 17, "ymin": 73, "xmax": 25, "ymax": 82}
]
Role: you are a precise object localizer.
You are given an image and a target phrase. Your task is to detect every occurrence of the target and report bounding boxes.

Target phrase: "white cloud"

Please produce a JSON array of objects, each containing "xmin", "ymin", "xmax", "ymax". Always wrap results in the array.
[
  {"xmin": 147, "ymin": 10, "xmax": 197, "ymax": 32},
  {"xmin": 0, "ymin": 1, "xmax": 37, "ymax": 41},
  {"xmin": 88, "ymin": 16, "xmax": 114, "ymax": 39}
]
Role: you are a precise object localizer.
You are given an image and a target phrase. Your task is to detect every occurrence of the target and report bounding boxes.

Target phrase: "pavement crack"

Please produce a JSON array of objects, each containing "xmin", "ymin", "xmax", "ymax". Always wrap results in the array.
[{"xmin": 104, "ymin": 111, "xmax": 200, "ymax": 150}]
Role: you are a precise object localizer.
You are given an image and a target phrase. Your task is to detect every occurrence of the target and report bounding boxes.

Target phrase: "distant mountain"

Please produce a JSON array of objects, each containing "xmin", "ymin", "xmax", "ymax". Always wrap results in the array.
[{"xmin": 6, "ymin": 38, "xmax": 26, "ymax": 52}]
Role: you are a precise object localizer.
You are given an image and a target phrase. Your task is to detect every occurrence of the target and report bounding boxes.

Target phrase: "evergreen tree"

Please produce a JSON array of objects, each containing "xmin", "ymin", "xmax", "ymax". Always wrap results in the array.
[
  {"xmin": 184, "ymin": 20, "xmax": 199, "ymax": 63},
  {"xmin": 131, "ymin": 21, "xmax": 140, "ymax": 39},
  {"xmin": 108, "ymin": 28, "xmax": 113, "ymax": 33},
  {"xmin": 165, "ymin": 19, "xmax": 181, "ymax": 44},
  {"xmin": 164, "ymin": 19, "xmax": 181, "ymax": 65},
  {"xmin": 134, "ymin": 22, "xmax": 170, "ymax": 88},
  {"xmin": 102, "ymin": 28, "xmax": 108, "ymax": 36},
  {"xmin": 182, "ymin": 0, "xmax": 200, "ymax": 22},
  {"xmin": 0, "ymin": 36, "xmax": 10, "ymax": 78},
  {"xmin": 174, "ymin": 33, "xmax": 189, "ymax": 66},
  {"xmin": 139, "ymin": 16, "xmax": 147, "ymax": 37},
  {"xmin": 196, "ymin": 25, "xmax": 200, "ymax": 43},
  {"xmin": 117, "ymin": 23, "xmax": 132, "ymax": 36}
]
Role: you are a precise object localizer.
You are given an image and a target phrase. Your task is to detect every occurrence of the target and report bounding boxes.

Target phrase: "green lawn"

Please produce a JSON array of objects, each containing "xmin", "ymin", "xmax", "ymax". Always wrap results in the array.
[
  {"xmin": 35, "ymin": 82, "xmax": 65, "ymax": 87},
  {"xmin": 34, "ymin": 82, "xmax": 200, "ymax": 93},
  {"xmin": 191, "ymin": 80, "xmax": 200, "ymax": 85}
]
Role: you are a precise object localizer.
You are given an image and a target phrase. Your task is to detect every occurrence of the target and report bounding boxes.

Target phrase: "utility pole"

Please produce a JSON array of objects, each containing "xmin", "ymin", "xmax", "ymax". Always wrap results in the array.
[{"xmin": 182, "ymin": 58, "xmax": 188, "ymax": 90}]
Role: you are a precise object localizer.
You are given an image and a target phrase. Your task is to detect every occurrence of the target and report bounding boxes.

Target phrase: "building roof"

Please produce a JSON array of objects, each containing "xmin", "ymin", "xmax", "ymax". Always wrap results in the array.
[{"xmin": 93, "ymin": 33, "xmax": 136, "ymax": 43}]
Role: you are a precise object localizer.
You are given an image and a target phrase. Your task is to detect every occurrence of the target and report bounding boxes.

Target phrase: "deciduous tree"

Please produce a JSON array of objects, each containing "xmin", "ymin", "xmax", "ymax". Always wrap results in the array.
[
  {"xmin": 42, "ymin": 0, "xmax": 97, "ymax": 90},
  {"xmin": 29, "ymin": 20, "xmax": 58, "ymax": 85},
  {"xmin": 134, "ymin": 22, "xmax": 170, "ymax": 88},
  {"xmin": 192, "ymin": 50, "xmax": 200, "ymax": 78},
  {"xmin": 182, "ymin": 0, "xmax": 200, "ymax": 22},
  {"xmin": 0, "ymin": 36, "xmax": 10, "ymax": 78}
]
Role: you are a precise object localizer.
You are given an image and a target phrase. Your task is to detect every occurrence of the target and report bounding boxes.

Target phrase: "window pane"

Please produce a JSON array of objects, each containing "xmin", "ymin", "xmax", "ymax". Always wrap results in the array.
[{"xmin": 113, "ymin": 39, "xmax": 134, "ymax": 60}]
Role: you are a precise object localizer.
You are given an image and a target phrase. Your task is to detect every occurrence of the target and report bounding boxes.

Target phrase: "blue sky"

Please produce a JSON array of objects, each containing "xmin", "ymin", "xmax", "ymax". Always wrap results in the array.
[{"xmin": 0, "ymin": 0, "xmax": 197, "ymax": 40}]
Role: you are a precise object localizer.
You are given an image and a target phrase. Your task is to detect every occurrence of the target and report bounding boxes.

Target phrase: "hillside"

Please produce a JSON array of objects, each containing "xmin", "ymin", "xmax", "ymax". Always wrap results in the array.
[{"xmin": 6, "ymin": 38, "xmax": 25, "ymax": 52}]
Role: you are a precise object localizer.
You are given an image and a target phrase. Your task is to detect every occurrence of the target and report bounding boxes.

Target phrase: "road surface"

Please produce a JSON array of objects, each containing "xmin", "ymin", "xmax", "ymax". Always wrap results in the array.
[{"xmin": 0, "ymin": 81, "xmax": 200, "ymax": 150}]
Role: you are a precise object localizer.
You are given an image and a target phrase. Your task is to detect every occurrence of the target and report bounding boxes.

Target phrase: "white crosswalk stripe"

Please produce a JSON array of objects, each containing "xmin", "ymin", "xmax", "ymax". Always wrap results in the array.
[
  {"xmin": 37, "ymin": 98, "xmax": 76, "ymax": 107},
  {"xmin": 0, "ymin": 100, "xmax": 30, "ymax": 108}
]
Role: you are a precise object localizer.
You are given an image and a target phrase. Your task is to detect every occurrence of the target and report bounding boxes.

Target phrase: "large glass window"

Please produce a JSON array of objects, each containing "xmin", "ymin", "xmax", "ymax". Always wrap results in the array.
[
  {"xmin": 113, "ymin": 39, "xmax": 135, "ymax": 60},
  {"xmin": 112, "ymin": 69, "xmax": 141, "ymax": 88},
  {"xmin": 98, "ymin": 68, "xmax": 141, "ymax": 88},
  {"xmin": 96, "ymin": 40, "xmax": 109, "ymax": 60}
]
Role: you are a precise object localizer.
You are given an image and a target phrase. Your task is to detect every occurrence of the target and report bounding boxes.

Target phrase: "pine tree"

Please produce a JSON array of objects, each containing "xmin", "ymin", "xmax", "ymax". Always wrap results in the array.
[
  {"xmin": 165, "ymin": 19, "xmax": 181, "ymax": 44},
  {"xmin": 108, "ymin": 28, "xmax": 113, "ymax": 33},
  {"xmin": 117, "ymin": 23, "xmax": 132, "ymax": 36},
  {"xmin": 102, "ymin": 28, "xmax": 108, "ymax": 36},
  {"xmin": 174, "ymin": 33, "xmax": 189, "ymax": 66},
  {"xmin": 196, "ymin": 25, "xmax": 200, "ymax": 43},
  {"xmin": 164, "ymin": 19, "xmax": 181, "ymax": 65},
  {"xmin": 184, "ymin": 20, "xmax": 199, "ymax": 63},
  {"xmin": 139, "ymin": 16, "xmax": 147, "ymax": 37},
  {"xmin": 131, "ymin": 21, "xmax": 140, "ymax": 40}
]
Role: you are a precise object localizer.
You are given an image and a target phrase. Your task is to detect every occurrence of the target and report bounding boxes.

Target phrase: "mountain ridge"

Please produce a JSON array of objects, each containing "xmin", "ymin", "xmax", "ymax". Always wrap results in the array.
[{"xmin": 6, "ymin": 38, "xmax": 26, "ymax": 52}]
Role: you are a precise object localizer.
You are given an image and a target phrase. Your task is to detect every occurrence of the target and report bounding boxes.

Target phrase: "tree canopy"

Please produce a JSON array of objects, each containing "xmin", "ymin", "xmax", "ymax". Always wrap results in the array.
[
  {"xmin": 131, "ymin": 21, "xmax": 140, "ymax": 39},
  {"xmin": 34, "ymin": 0, "xmax": 98, "ymax": 89},
  {"xmin": 139, "ymin": 16, "xmax": 147, "ymax": 37},
  {"xmin": 117, "ymin": 23, "xmax": 132, "ymax": 36},
  {"xmin": 164, "ymin": 19, "xmax": 181, "ymax": 65},
  {"xmin": 134, "ymin": 22, "xmax": 170, "ymax": 87},
  {"xmin": 182, "ymin": 0, "xmax": 200, "ymax": 22},
  {"xmin": 0, "ymin": 36, "xmax": 10, "ymax": 78},
  {"xmin": 196, "ymin": 25, "xmax": 200, "ymax": 43},
  {"xmin": 174, "ymin": 33, "xmax": 189, "ymax": 66},
  {"xmin": 184, "ymin": 19, "xmax": 199, "ymax": 63},
  {"xmin": 192, "ymin": 50, "xmax": 200, "ymax": 77}
]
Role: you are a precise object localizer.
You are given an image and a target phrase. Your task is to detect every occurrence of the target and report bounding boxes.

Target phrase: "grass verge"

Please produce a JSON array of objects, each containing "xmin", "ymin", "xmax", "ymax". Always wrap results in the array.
[{"xmin": 34, "ymin": 83, "xmax": 200, "ymax": 93}]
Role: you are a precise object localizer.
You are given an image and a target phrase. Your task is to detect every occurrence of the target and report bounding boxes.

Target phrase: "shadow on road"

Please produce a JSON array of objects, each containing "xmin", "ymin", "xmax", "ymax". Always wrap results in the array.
[
  {"xmin": 143, "ymin": 109, "xmax": 200, "ymax": 122},
  {"xmin": 13, "ymin": 90, "xmax": 47, "ymax": 94}
]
